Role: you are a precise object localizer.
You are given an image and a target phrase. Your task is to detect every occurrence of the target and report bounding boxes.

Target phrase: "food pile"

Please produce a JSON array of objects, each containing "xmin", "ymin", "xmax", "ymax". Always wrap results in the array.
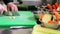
[
  {"xmin": 32, "ymin": 2, "xmax": 60, "ymax": 34},
  {"xmin": 47, "ymin": 2, "xmax": 60, "ymax": 11},
  {"xmin": 39, "ymin": 2, "xmax": 60, "ymax": 29}
]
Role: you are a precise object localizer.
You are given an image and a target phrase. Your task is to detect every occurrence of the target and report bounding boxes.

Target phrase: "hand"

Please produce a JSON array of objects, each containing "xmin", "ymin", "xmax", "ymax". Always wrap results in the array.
[
  {"xmin": 0, "ymin": 4, "xmax": 7, "ymax": 14},
  {"xmin": 7, "ymin": 3, "xmax": 18, "ymax": 12}
]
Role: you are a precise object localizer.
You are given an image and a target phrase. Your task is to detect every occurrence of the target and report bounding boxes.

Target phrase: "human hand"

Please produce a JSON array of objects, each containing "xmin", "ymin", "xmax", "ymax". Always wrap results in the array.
[
  {"xmin": 0, "ymin": 4, "xmax": 7, "ymax": 14},
  {"xmin": 7, "ymin": 3, "xmax": 18, "ymax": 12}
]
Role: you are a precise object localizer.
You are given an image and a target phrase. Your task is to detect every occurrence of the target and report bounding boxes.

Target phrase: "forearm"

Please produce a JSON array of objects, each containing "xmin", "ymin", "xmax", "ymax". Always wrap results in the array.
[{"xmin": 3, "ymin": 0, "xmax": 13, "ymax": 5}]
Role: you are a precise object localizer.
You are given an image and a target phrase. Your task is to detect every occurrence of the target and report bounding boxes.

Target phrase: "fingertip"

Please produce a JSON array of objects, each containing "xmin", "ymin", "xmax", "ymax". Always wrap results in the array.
[
  {"xmin": 14, "ymin": 7, "xmax": 18, "ymax": 12},
  {"xmin": 15, "ymin": 8, "xmax": 18, "ymax": 12}
]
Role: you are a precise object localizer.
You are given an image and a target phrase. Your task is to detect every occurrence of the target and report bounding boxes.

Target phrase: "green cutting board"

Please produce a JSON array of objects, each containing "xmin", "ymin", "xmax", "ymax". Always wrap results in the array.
[{"xmin": 0, "ymin": 11, "xmax": 36, "ymax": 27}]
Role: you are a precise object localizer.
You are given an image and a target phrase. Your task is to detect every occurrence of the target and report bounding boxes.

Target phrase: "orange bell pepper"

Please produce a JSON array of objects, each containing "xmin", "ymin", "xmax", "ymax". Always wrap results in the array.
[
  {"xmin": 48, "ymin": 21, "xmax": 58, "ymax": 24},
  {"xmin": 53, "ymin": 9, "xmax": 60, "ymax": 20}
]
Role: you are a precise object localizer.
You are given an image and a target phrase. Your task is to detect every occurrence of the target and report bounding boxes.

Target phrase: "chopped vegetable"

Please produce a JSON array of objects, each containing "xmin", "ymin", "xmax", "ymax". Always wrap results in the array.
[
  {"xmin": 55, "ymin": 2, "xmax": 59, "ymax": 8},
  {"xmin": 53, "ymin": 9, "xmax": 60, "ymax": 20},
  {"xmin": 52, "ymin": 5, "xmax": 56, "ymax": 9},
  {"xmin": 47, "ymin": 4, "xmax": 53, "ymax": 11},
  {"xmin": 9, "ymin": 11, "xmax": 13, "ymax": 16},
  {"xmin": 48, "ymin": 21, "xmax": 58, "ymax": 24},
  {"xmin": 39, "ymin": 13, "xmax": 44, "ymax": 20},
  {"xmin": 32, "ymin": 25, "xmax": 60, "ymax": 34},
  {"xmin": 42, "ymin": 14, "xmax": 52, "ymax": 23}
]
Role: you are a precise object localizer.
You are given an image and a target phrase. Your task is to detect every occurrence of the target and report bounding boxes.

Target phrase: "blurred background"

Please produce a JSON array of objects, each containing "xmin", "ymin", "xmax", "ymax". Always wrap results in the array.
[{"xmin": 0, "ymin": 0, "xmax": 60, "ymax": 34}]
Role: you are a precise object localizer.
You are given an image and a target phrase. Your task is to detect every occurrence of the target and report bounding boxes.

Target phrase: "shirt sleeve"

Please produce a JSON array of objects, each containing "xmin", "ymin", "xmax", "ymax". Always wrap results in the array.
[{"xmin": 3, "ymin": 0, "xmax": 13, "ymax": 5}]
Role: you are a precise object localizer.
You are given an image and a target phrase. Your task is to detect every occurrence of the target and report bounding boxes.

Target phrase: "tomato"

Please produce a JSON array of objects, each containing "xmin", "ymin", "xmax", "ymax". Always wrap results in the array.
[
  {"xmin": 47, "ymin": 4, "xmax": 53, "ymax": 11},
  {"xmin": 55, "ymin": 2, "xmax": 59, "ymax": 8},
  {"xmin": 52, "ymin": 5, "xmax": 56, "ymax": 9}
]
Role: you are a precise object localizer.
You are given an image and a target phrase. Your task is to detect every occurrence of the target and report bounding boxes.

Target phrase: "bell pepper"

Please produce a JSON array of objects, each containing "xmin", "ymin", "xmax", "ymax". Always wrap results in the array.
[
  {"xmin": 53, "ymin": 9, "xmax": 60, "ymax": 20},
  {"xmin": 48, "ymin": 21, "xmax": 58, "ymax": 24},
  {"xmin": 39, "ymin": 13, "xmax": 44, "ymax": 20}
]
